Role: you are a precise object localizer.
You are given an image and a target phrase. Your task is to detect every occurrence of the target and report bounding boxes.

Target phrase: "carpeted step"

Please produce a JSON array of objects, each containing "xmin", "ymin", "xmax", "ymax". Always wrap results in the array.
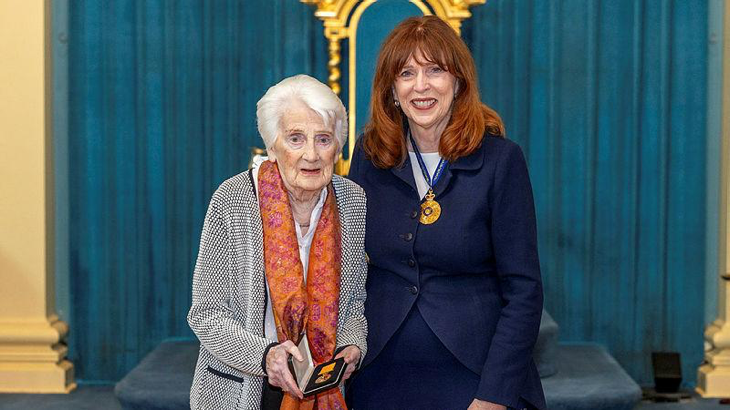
[
  {"xmin": 115, "ymin": 340, "xmax": 198, "ymax": 410},
  {"xmin": 116, "ymin": 340, "xmax": 640, "ymax": 410},
  {"xmin": 542, "ymin": 343, "xmax": 642, "ymax": 410},
  {"xmin": 535, "ymin": 309, "xmax": 559, "ymax": 378}
]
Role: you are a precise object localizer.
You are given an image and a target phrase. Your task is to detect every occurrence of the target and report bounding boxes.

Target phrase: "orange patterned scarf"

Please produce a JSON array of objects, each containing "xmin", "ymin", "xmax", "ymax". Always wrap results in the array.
[{"xmin": 258, "ymin": 160, "xmax": 346, "ymax": 410}]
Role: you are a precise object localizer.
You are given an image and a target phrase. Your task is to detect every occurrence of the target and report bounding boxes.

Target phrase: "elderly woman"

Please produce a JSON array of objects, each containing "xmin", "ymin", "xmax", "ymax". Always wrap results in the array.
[
  {"xmin": 347, "ymin": 16, "xmax": 545, "ymax": 410},
  {"xmin": 188, "ymin": 74, "xmax": 367, "ymax": 410}
]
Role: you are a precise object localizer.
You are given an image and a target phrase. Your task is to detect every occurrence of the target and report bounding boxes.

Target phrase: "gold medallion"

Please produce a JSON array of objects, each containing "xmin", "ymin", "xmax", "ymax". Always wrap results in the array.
[
  {"xmin": 315, "ymin": 372, "xmax": 332, "ymax": 383},
  {"xmin": 315, "ymin": 362, "xmax": 336, "ymax": 384},
  {"xmin": 419, "ymin": 191, "xmax": 441, "ymax": 225}
]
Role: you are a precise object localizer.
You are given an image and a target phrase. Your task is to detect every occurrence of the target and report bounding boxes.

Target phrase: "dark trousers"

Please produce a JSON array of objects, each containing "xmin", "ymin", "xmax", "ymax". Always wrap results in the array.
[{"xmin": 261, "ymin": 379, "xmax": 284, "ymax": 410}]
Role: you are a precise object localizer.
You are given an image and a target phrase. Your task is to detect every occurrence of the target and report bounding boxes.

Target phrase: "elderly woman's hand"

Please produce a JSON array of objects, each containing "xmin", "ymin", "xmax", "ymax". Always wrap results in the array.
[
  {"xmin": 334, "ymin": 345, "xmax": 361, "ymax": 381},
  {"xmin": 265, "ymin": 341, "xmax": 304, "ymax": 399}
]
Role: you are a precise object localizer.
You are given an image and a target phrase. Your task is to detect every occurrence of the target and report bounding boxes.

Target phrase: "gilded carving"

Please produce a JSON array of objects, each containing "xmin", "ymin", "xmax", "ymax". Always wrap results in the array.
[{"xmin": 302, "ymin": 0, "xmax": 485, "ymax": 174}]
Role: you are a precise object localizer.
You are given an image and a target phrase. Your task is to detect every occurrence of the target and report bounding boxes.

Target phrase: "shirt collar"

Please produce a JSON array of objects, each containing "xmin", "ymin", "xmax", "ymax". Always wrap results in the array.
[{"xmin": 295, "ymin": 187, "xmax": 327, "ymax": 244}]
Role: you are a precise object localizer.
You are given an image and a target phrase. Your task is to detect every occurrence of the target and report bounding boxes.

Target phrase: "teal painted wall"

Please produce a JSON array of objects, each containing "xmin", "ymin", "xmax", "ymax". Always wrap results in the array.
[
  {"xmin": 463, "ymin": 0, "xmax": 710, "ymax": 386},
  {"xmin": 58, "ymin": 0, "xmax": 713, "ymax": 385}
]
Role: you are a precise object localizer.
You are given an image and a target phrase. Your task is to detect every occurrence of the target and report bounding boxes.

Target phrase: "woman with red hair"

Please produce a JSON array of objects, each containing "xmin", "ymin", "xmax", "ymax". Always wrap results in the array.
[{"xmin": 347, "ymin": 16, "xmax": 545, "ymax": 410}]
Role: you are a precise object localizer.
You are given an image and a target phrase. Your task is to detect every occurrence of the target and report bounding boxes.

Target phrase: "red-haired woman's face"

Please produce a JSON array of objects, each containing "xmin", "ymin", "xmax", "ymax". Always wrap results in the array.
[{"xmin": 393, "ymin": 49, "xmax": 457, "ymax": 137}]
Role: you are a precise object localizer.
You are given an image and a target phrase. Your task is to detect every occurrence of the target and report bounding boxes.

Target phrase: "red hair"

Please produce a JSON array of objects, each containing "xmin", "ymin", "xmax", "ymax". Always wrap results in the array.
[{"xmin": 362, "ymin": 15, "xmax": 504, "ymax": 169}]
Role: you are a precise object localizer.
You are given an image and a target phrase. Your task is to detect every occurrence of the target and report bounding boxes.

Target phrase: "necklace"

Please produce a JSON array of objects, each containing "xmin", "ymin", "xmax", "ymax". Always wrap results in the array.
[{"xmin": 409, "ymin": 132, "xmax": 448, "ymax": 225}]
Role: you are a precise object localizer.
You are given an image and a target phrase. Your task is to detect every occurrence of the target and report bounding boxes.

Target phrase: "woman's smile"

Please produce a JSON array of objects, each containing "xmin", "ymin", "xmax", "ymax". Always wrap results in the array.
[{"xmin": 411, "ymin": 98, "xmax": 437, "ymax": 109}]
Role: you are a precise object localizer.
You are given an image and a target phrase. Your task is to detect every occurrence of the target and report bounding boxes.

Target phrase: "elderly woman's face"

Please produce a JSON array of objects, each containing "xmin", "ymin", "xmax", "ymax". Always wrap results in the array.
[
  {"xmin": 394, "ymin": 49, "xmax": 457, "ymax": 135},
  {"xmin": 269, "ymin": 105, "xmax": 338, "ymax": 197}
]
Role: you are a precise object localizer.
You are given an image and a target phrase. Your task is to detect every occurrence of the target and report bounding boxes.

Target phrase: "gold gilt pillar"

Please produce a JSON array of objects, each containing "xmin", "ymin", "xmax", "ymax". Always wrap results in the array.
[
  {"xmin": 699, "ymin": 0, "xmax": 730, "ymax": 397},
  {"xmin": 301, "ymin": 0, "xmax": 486, "ymax": 175},
  {"xmin": 0, "ymin": 0, "xmax": 75, "ymax": 392}
]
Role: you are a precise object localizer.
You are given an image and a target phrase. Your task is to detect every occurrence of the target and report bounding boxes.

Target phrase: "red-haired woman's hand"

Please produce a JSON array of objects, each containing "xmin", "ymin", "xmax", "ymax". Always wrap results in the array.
[{"xmin": 334, "ymin": 345, "xmax": 361, "ymax": 381}]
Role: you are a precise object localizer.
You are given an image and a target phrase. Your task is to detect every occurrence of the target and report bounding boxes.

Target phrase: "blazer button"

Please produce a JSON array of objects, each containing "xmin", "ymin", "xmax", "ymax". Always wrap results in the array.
[
  {"xmin": 407, "ymin": 259, "xmax": 416, "ymax": 267},
  {"xmin": 409, "ymin": 286, "xmax": 418, "ymax": 295},
  {"xmin": 404, "ymin": 232, "xmax": 413, "ymax": 241},
  {"xmin": 410, "ymin": 210, "xmax": 419, "ymax": 219}
]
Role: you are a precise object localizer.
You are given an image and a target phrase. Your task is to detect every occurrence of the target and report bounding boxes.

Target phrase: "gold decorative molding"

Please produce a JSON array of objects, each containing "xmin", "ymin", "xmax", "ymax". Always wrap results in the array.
[
  {"xmin": 302, "ymin": 0, "xmax": 485, "ymax": 37},
  {"xmin": 302, "ymin": 0, "xmax": 485, "ymax": 174},
  {"xmin": 327, "ymin": 38, "xmax": 342, "ymax": 95}
]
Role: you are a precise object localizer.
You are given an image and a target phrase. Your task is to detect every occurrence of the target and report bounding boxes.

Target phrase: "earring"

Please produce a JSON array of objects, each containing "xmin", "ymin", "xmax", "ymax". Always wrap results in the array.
[{"xmin": 395, "ymin": 100, "xmax": 400, "ymax": 107}]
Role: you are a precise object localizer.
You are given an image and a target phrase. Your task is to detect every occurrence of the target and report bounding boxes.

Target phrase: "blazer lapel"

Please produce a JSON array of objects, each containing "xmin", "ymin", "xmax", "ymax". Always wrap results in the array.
[
  {"xmin": 390, "ymin": 154, "xmax": 419, "ymax": 196},
  {"xmin": 431, "ymin": 166, "xmax": 452, "ymax": 198},
  {"xmin": 432, "ymin": 144, "xmax": 485, "ymax": 198},
  {"xmin": 332, "ymin": 178, "xmax": 354, "ymax": 316},
  {"xmin": 246, "ymin": 170, "xmax": 267, "ymax": 325},
  {"xmin": 333, "ymin": 179, "xmax": 351, "ymax": 256}
]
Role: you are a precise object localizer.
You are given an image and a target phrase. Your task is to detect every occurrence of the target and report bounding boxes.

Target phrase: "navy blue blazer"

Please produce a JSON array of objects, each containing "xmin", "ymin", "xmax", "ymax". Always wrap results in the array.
[{"xmin": 347, "ymin": 133, "xmax": 546, "ymax": 409}]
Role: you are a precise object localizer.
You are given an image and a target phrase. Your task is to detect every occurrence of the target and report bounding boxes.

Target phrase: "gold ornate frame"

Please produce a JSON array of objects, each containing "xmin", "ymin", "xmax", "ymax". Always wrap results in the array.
[{"xmin": 302, "ymin": 0, "xmax": 485, "ymax": 174}]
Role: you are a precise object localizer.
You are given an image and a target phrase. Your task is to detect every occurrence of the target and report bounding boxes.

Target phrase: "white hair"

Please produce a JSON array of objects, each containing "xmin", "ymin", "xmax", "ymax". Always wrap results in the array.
[{"xmin": 256, "ymin": 74, "xmax": 348, "ymax": 151}]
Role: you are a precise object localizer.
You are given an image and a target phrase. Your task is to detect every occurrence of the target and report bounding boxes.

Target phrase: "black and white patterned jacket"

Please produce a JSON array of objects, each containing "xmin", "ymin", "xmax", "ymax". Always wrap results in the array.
[{"xmin": 188, "ymin": 170, "xmax": 368, "ymax": 410}]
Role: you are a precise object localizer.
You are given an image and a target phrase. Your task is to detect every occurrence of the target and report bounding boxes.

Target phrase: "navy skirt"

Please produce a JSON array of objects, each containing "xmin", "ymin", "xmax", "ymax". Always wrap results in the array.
[{"xmin": 348, "ymin": 306, "xmax": 480, "ymax": 410}]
